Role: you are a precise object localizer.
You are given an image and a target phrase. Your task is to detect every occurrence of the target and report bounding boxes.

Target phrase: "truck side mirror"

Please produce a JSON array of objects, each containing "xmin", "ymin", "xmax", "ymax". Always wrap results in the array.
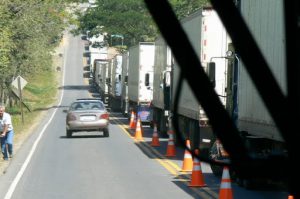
[
  {"xmin": 207, "ymin": 62, "xmax": 216, "ymax": 88},
  {"xmin": 145, "ymin": 73, "xmax": 150, "ymax": 87},
  {"xmin": 118, "ymin": 74, "xmax": 121, "ymax": 81},
  {"xmin": 124, "ymin": 75, "xmax": 128, "ymax": 84}
]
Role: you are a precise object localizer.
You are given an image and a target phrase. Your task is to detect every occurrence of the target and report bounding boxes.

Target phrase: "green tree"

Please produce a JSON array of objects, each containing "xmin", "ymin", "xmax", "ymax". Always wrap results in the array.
[
  {"xmin": 75, "ymin": 0, "xmax": 209, "ymax": 48},
  {"xmin": 76, "ymin": 0, "xmax": 157, "ymax": 47},
  {"xmin": 0, "ymin": 2, "xmax": 14, "ymax": 81},
  {"xmin": 0, "ymin": 0, "xmax": 80, "ymax": 103},
  {"xmin": 170, "ymin": 0, "xmax": 210, "ymax": 19}
]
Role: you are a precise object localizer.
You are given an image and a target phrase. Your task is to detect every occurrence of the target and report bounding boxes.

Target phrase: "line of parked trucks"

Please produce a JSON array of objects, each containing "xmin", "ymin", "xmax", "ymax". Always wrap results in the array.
[{"xmin": 87, "ymin": 0, "xmax": 287, "ymax": 188}]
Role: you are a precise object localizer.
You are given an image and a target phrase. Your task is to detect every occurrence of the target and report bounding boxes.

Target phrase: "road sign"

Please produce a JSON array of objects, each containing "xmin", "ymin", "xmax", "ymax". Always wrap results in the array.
[
  {"xmin": 11, "ymin": 76, "xmax": 28, "ymax": 124},
  {"xmin": 11, "ymin": 75, "xmax": 27, "ymax": 90}
]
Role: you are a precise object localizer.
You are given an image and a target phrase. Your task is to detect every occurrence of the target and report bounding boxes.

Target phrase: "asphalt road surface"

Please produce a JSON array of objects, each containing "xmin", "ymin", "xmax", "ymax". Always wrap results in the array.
[{"xmin": 0, "ymin": 31, "xmax": 289, "ymax": 199}]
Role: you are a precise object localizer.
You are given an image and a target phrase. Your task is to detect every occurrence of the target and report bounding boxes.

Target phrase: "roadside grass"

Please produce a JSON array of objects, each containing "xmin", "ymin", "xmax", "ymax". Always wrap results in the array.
[
  {"xmin": 7, "ymin": 38, "xmax": 63, "ymax": 140},
  {"xmin": 8, "ymin": 69, "xmax": 59, "ymax": 138},
  {"xmin": 0, "ymin": 39, "xmax": 63, "ymax": 172}
]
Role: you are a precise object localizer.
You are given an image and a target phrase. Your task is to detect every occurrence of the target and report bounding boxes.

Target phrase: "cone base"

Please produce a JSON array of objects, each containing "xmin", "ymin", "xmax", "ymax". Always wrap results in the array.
[
  {"xmin": 219, "ymin": 190, "xmax": 233, "ymax": 199},
  {"xmin": 165, "ymin": 154, "xmax": 176, "ymax": 157},
  {"xmin": 188, "ymin": 184, "xmax": 207, "ymax": 187},
  {"xmin": 151, "ymin": 143, "xmax": 160, "ymax": 147},
  {"xmin": 181, "ymin": 169, "xmax": 193, "ymax": 172},
  {"xmin": 135, "ymin": 138, "xmax": 144, "ymax": 141}
]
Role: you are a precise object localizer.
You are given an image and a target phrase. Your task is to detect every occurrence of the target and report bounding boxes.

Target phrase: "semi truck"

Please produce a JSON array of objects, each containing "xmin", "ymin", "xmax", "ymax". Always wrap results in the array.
[
  {"xmin": 152, "ymin": 8, "xmax": 231, "ymax": 152},
  {"xmin": 120, "ymin": 51, "xmax": 130, "ymax": 116},
  {"xmin": 126, "ymin": 42, "xmax": 155, "ymax": 123},
  {"xmin": 108, "ymin": 54, "xmax": 123, "ymax": 111},
  {"xmin": 93, "ymin": 59, "xmax": 109, "ymax": 103},
  {"xmin": 208, "ymin": 0, "xmax": 287, "ymax": 188},
  {"xmin": 152, "ymin": 35, "xmax": 172, "ymax": 136},
  {"xmin": 88, "ymin": 34, "xmax": 107, "ymax": 76},
  {"xmin": 92, "ymin": 47, "xmax": 119, "ymax": 105}
]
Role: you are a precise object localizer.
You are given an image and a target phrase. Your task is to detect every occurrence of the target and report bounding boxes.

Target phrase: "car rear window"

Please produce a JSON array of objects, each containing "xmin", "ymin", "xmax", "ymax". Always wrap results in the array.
[{"xmin": 70, "ymin": 101, "xmax": 104, "ymax": 111}]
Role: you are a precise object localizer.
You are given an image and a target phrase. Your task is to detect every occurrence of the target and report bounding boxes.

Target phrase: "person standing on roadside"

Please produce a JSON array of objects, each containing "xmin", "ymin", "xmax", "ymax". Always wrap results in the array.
[{"xmin": 0, "ymin": 105, "xmax": 14, "ymax": 161}]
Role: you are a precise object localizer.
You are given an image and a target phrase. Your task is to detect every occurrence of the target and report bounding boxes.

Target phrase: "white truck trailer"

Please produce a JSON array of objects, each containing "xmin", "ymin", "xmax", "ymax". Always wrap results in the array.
[
  {"xmin": 93, "ymin": 59, "xmax": 109, "ymax": 103},
  {"xmin": 108, "ymin": 54, "xmax": 123, "ymax": 111},
  {"xmin": 88, "ymin": 35, "xmax": 107, "ymax": 76},
  {"xmin": 152, "ymin": 35, "xmax": 172, "ymax": 135},
  {"xmin": 121, "ymin": 51, "xmax": 130, "ymax": 116},
  {"xmin": 152, "ymin": 8, "xmax": 230, "ymax": 150},
  {"xmin": 127, "ymin": 42, "xmax": 155, "ymax": 122},
  {"xmin": 237, "ymin": 0, "xmax": 285, "ymax": 142},
  {"xmin": 174, "ymin": 8, "xmax": 230, "ymax": 150},
  {"xmin": 208, "ymin": 0, "xmax": 287, "ymax": 188}
]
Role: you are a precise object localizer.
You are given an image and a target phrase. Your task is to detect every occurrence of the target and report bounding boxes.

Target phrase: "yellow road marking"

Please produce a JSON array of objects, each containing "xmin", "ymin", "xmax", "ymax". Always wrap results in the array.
[
  {"xmin": 156, "ymin": 158, "xmax": 178, "ymax": 175},
  {"xmin": 109, "ymin": 115, "xmax": 217, "ymax": 198},
  {"xmin": 111, "ymin": 116, "xmax": 182, "ymax": 172}
]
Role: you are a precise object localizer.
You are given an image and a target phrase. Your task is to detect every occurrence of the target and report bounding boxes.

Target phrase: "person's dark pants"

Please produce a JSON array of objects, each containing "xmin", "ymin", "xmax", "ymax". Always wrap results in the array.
[{"xmin": 1, "ymin": 130, "xmax": 14, "ymax": 160}]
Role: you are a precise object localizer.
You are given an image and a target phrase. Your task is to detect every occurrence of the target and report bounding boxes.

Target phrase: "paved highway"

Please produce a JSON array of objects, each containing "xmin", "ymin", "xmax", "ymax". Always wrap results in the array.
[{"xmin": 0, "ymin": 32, "xmax": 289, "ymax": 199}]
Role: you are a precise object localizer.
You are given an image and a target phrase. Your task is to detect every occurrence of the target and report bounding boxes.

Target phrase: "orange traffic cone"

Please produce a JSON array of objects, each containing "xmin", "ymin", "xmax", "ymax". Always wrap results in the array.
[
  {"xmin": 181, "ymin": 139, "xmax": 193, "ymax": 172},
  {"xmin": 134, "ymin": 117, "xmax": 143, "ymax": 141},
  {"xmin": 219, "ymin": 166, "xmax": 233, "ymax": 199},
  {"xmin": 189, "ymin": 149, "xmax": 206, "ymax": 187},
  {"xmin": 165, "ymin": 130, "xmax": 176, "ymax": 157},
  {"xmin": 151, "ymin": 123, "xmax": 160, "ymax": 147},
  {"xmin": 129, "ymin": 111, "xmax": 136, "ymax": 129}
]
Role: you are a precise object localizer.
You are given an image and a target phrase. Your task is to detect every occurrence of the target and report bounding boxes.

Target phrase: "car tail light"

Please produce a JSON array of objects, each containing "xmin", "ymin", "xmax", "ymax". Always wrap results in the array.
[
  {"xmin": 68, "ymin": 113, "xmax": 77, "ymax": 121},
  {"xmin": 100, "ymin": 113, "xmax": 109, "ymax": 119}
]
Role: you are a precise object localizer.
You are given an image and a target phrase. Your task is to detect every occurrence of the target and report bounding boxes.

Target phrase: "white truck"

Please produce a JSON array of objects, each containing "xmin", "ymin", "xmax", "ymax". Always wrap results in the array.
[
  {"xmin": 93, "ymin": 59, "xmax": 109, "ymax": 103},
  {"xmin": 237, "ymin": 0, "xmax": 285, "ymax": 142},
  {"xmin": 88, "ymin": 34, "xmax": 107, "ymax": 76},
  {"xmin": 152, "ymin": 35, "xmax": 172, "ymax": 135},
  {"xmin": 108, "ymin": 54, "xmax": 123, "ymax": 111},
  {"xmin": 120, "ymin": 51, "xmax": 130, "ymax": 116},
  {"xmin": 152, "ymin": 8, "xmax": 230, "ymax": 150},
  {"xmin": 127, "ymin": 42, "xmax": 155, "ymax": 123},
  {"xmin": 208, "ymin": 0, "xmax": 287, "ymax": 188}
]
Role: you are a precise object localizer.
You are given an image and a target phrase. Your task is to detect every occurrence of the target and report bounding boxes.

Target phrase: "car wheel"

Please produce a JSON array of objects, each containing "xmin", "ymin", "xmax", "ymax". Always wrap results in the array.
[
  {"xmin": 66, "ymin": 130, "xmax": 72, "ymax": 138},
  {"xmin": 103, "ymin": 128, "xmax": 109, "ymax": 137}
]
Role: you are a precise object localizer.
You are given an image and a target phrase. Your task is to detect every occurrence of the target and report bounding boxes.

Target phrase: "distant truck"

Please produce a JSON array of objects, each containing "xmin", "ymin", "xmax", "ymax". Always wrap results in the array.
[
  {"xmin": 88, "ymin": 34, "xmax": 107, "ymax": 78},
  {"xmin": 120, "ymin": 51, "xmax": 130, "ymax": 116},
  {"xmin": 152, "ymin": 8, "xmax": 230, "ymax": 151},
  {"xmin": 108, "ymin": 54, "xmax": 123, "ymax": 111},
  {"xmin": 126, "ymin": 42, "xmax": 155, "ymax": 123},
  {"xmin": 93, "ymin": 59, "xmax": 109, "ymax": 103}
]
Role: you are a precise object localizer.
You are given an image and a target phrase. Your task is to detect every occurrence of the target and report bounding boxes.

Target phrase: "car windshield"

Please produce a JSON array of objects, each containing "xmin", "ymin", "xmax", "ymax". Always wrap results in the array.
[{"xmin": 70, "ymin": 101, "xmax": 104, "ymax": 111}]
